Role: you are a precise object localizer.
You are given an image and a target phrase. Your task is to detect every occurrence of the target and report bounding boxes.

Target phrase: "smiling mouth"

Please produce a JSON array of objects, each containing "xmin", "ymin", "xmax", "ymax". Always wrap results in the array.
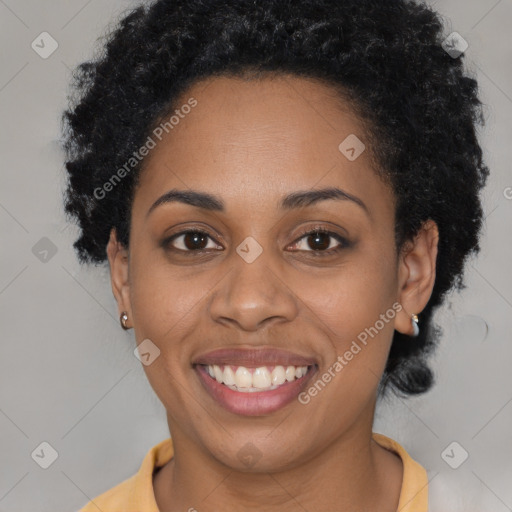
[{"xmin": 200, "ymin": 364, "xmax": 313, "ymax": 392}]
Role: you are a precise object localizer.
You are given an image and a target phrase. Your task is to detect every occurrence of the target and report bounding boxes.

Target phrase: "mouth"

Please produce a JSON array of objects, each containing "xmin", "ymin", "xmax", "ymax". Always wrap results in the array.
[{"xmin": 193, "ymin": 348, "xmax": 318, "ymax": 416}]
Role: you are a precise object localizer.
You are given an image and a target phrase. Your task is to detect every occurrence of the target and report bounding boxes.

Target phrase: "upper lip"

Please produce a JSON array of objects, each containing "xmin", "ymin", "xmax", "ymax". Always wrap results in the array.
[{"xmin": 193, "ymin": 347, "xmax": 317, "ymax": 367}]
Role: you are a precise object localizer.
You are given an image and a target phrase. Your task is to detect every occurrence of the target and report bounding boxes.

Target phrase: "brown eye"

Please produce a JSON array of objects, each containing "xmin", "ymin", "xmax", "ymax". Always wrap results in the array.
[
  {"xmin": 163, "ymin": 230, "xmax": 223, "ymax": 253},
  {"xmin": 289, "ymin": 227, "xmax": 349, "ymax": 254}
]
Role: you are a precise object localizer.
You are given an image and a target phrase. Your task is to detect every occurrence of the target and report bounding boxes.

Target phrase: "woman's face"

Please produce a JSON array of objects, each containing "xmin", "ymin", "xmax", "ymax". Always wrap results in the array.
[{"xmin": 108, "ymin": 74, "xmax": 437, "ymax": 471}]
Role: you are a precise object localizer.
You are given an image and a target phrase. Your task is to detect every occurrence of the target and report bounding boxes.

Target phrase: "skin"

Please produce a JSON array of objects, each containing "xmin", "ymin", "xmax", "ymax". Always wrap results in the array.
[{"xmin": 107, "ymin": 74, "xmax": 439, "ymax": 511}]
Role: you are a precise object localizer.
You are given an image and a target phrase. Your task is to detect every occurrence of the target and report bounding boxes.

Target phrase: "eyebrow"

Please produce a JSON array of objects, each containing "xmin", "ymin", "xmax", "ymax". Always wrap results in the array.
[{"xmin": 146, "ymin": 186, "xmax": 370, "ymax": 218}]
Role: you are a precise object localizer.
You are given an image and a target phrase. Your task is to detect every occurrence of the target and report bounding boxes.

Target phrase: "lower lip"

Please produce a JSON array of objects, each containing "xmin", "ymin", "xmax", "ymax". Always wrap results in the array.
[{"xmin": 195, "ymin": 365, "xmax": 316, "ymax": 416}]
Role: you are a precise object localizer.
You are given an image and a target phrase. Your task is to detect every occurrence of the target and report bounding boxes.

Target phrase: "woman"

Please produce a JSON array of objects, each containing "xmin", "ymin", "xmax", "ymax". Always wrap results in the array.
[{"xmin": 61, "ymin": 0, "xmax": 489, "ymax": 510}]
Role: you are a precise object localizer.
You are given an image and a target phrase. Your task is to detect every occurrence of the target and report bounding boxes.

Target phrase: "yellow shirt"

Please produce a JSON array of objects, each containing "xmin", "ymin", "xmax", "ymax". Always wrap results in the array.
[{"xmin": 79, "ymin": 432, "xmax": 428, "ymax": 511}]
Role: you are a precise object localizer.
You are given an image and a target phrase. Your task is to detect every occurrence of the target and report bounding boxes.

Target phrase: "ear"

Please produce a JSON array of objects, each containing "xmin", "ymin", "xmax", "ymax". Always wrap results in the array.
[
  {"xmin": 395, "ymin": 219, "xmax": 439, "ymax": 336},
  {"xmin": 106, "ymin": 227, "xmax": 132, "ymax": 328}
]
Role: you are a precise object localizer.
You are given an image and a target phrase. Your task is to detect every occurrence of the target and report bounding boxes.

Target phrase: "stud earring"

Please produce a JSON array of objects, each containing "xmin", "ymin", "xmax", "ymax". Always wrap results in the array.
[
  {"xmin": 411, "ymin": 313, "xmax": 419, "ymax": 337},
  {"xmin": 120, "ymin": 311, "xmax": 131, "ymax": 330}
]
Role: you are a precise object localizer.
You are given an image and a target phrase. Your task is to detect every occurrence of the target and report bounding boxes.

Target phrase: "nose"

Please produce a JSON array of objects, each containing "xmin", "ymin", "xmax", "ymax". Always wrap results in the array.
[{"xmin": 208, "ymin": 249, "xmax": 299, "ymax": 332}]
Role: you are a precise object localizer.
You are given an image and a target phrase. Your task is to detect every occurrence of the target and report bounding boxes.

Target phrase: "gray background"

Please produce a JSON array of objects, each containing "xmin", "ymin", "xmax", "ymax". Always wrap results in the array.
[{"xmin": 0, "ymin": 1, "xmax": 511, "ymax": 511}]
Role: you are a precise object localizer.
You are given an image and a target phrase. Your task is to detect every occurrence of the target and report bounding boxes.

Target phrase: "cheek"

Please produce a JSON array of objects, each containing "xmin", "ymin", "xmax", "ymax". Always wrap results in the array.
[
  {"xmin": 302, "ymin": 255, "xmax": 397, "ymax": 339},
  {"xmin": 129, "ymin": 250, "xmax": 211, "ymax": 343},
  {"xmin": 292, "ymin": 255, "xmax": 398, "ymax": 429},
  {"xmin": 128, "ymin": 257, "xmax": 207, "ymax": 412},
  {"xmin": 295, "ymin": 251, "xmax": 399, "ymax": 395}
]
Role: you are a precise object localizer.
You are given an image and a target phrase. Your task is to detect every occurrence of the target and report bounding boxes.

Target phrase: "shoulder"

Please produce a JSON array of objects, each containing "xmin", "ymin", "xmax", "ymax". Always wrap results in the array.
[
  {"xmin": 372, "ymin": 431, "xmax": 429, "ymax": 512},
  {"xmin": 78, "ymin": 473, "xmax": 139, "ymax": 511},
  {"xmin": 77, "ymin": 437, "xmax": 174, "ymax": 512}
]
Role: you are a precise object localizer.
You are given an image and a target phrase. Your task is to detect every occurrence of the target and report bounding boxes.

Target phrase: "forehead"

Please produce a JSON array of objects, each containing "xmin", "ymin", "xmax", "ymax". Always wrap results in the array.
[{"xmin": 133, "ymin": 74, "xmax": 393, "ymax": 218}]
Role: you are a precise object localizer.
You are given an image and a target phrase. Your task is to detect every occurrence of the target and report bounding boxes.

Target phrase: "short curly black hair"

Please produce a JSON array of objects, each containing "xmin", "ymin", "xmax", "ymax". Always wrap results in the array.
[{"xmin": 61, "ymin": 0, "xmax": 489, "ymax": 399}]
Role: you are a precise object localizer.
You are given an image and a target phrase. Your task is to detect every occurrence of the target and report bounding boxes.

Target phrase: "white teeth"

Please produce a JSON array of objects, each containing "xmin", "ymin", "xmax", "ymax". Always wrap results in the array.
[
  {"xmin": 213, "ymin": 365, "xmax": 223, "ymax": 383},
  {"xmin": 223, "ymin": 365, "xmax": 236, "ymax": 386},
  {"xmin": 271, "ymin": 365, "xmax": 286, "ymax": 386},
  {"xmin": 285, "ymin": 366, "xmax": 296, "ymax": 381},
  {"xmin": 235, "ymin": 366, "xmax": 252, "ymax": 388},
  {"xmin": 205, "ymin": 364, "xmax": 309, "ymax": 391},
  {"xmin": 252, "ymin": 367, "xmax": 271, "ymax": 388}
]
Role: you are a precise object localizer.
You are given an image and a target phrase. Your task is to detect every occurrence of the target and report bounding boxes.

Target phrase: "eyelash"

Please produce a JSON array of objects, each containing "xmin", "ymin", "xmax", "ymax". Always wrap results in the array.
[
  {"xmin": 292, "ymin": 226, "xmax": 349, "ymax": 255},
  {"xmin": 162, "ymin": 226, "xmax": 350, "ymax": 256}
]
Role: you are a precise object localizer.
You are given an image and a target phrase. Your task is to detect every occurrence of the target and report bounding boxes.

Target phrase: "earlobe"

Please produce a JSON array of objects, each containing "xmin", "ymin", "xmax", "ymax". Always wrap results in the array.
[
  {"xmin": 395, "ymin": 219, "xmax": 439, "ymax": 336},
  {"xmin": 106, "ymin": 228, "xmax": 132, "ymax": 326}
]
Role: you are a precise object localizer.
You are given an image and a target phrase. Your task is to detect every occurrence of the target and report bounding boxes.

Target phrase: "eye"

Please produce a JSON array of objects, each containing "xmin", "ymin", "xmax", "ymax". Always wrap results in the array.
[
  {"xmin": 288, "ymin": 226, "xmax": 349, "ymax": 255},
  {"xmin": 161, "ymin": 226, "xmax": 350, "ymax": 256},
  {"xmin": 162, "ymin": 229, "xmax": 223, "ymax": 253}
]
